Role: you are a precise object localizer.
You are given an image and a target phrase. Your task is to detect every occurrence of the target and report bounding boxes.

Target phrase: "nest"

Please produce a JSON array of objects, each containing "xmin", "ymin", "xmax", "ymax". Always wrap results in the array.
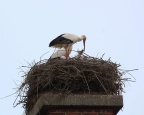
[{"xmin": 15, "ymin": 54, "xmax": 129, "ymax": 114}]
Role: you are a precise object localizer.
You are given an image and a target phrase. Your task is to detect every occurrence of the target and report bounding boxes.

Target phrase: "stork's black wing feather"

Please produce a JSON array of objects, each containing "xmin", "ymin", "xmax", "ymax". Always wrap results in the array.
[{"xmin": 49, "ymin": 34, "xmax": 73, "ymax": 47}]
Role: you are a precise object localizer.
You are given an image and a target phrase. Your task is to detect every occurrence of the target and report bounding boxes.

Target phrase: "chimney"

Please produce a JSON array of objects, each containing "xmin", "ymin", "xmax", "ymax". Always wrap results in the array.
[{"xmin": 28, "ymin": 94, "xmax": 123, "ymax": 115}]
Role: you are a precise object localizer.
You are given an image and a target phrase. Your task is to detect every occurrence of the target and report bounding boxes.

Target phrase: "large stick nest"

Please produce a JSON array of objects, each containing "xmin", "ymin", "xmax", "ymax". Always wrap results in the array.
[{"xmin": 16, "ymin": 54, "xmax": 128, "ymax": 114}]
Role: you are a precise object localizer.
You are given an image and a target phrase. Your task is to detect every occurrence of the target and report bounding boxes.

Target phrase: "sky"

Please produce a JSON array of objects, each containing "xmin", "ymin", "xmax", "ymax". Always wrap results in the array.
[{"xmin": 0, "ymin": 0, "xmax": 144, "ymax": 114}]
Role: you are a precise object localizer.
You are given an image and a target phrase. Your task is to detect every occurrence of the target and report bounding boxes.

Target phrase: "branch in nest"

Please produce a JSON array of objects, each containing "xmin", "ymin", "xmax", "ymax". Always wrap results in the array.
[{"xmin": 76, "ymin": 49, "xmax": 84, "ymax": 58}]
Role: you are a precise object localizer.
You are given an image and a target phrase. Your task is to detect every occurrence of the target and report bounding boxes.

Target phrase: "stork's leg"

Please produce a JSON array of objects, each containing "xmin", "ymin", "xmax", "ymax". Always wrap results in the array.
[
  {"xmin": 65, "ymin": 44, "xmax": 71, "ymax": 60},
  {"xmin": 67, "ymin": 49, "xmax": 70, "ymax": 59},
  {"xmin": 65, "ymin": 46, "xmax": 69, "ymax": 60},
  {"xmin": 65, "ymin": 49, "xmax": 68, "ymax": 60}
]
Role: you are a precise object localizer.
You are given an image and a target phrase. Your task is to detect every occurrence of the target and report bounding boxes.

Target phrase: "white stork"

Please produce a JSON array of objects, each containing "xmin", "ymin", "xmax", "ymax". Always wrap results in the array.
[
  {"xmin": 49, "ymin": 33, "xmax": 86, "ymax": 59},
  {"xmin": 50, "ymin": 46, "xmax": 72, "ymax": 59}
]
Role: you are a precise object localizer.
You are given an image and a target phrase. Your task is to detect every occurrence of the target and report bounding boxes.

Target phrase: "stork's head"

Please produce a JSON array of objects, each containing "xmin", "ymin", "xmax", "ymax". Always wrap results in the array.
[{"xmin": 81, "ymin": 35, "xmax": 86, "ymax": 51}]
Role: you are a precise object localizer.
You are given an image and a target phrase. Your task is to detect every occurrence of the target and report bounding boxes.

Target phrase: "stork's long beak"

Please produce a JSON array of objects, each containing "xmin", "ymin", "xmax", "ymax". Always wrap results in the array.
[{"xmin": 83, "ymin": 39, "xmax": 86, "ymax": 51}]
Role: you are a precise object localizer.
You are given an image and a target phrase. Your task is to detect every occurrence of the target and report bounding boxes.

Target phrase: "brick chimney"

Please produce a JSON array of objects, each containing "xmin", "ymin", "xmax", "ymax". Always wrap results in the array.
[{"xmin": 28, "ymin": 93, "xmax": 123, "ymax": 115}]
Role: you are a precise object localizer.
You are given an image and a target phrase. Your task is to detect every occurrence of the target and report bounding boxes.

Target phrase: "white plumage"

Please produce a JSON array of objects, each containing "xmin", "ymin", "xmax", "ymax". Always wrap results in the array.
[
  {"xmin": 62, "ymin": 33, "xmax": 85, "ymax": 42},
  {"xmin": 50, "ymin": 46, "xmax": 72, "ymax": 59},
  {"xmin": 49, "ymin": 33, "xmax": 86, "ymax": 59}
]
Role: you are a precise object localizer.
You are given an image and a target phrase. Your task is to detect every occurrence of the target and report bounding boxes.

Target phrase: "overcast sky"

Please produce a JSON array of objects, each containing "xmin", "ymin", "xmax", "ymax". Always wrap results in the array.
[{"xmin": 0, "ymin": 0, "xmax": 144, "ymax": 115}]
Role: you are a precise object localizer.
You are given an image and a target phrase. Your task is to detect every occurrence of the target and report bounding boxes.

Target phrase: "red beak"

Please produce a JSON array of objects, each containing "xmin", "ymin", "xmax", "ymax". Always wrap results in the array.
[{"xmin": 83, "ymin": 39, "xmax": 86, "ymax": 51}]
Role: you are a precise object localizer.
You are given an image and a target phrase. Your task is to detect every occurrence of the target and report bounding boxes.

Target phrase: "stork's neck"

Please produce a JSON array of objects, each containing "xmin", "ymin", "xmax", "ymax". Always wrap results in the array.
[{"xmin": 79, "ymin": 36, "xmax": 83, "ymax": 40}]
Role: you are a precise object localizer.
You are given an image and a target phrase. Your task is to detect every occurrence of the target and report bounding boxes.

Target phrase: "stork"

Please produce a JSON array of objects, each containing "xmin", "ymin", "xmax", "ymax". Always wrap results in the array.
[
  {"xmin": 50, "ymin": 46, "xmax": 72, "ymax": 59},
  {"xmin": 49, "ymin": 33, "xmax": 86, "ymax": 59}
]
